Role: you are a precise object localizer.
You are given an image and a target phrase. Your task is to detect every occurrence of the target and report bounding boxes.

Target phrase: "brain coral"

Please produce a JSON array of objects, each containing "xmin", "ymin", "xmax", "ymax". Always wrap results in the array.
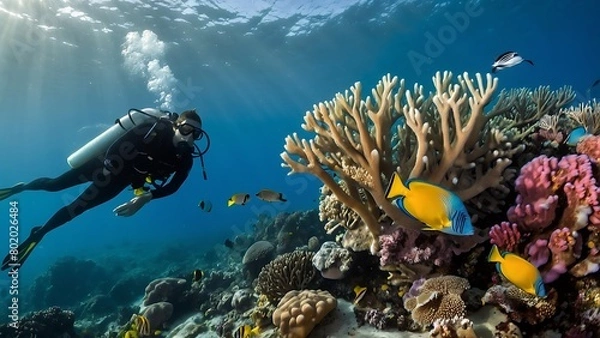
[
  {"xmin": 403, "ymin": 275, "xmax": 470, "ymax": 325},
  {"xmin": 256, "ymin": 251, "xmax": 317, "ymax": 303}
]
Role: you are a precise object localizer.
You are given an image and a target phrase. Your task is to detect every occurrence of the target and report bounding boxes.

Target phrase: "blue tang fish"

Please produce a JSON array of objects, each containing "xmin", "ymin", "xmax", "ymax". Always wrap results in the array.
[
  {"xmin": 564, "ymin": 126, "xmax": 589, "ymax": 146},
  {"xmin": 488, "ymin": 245, "xmax": 547, "ymax": 298},
  {"xmin": 385, "ymin": 172, "xmax": 474, "ymax": 236}
]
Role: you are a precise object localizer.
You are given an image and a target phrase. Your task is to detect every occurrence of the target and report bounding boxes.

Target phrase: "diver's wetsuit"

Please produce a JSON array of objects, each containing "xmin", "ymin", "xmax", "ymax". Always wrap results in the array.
[{"xmin": 0, "ymin": 119, "xmax": 193, "ymax": 270}]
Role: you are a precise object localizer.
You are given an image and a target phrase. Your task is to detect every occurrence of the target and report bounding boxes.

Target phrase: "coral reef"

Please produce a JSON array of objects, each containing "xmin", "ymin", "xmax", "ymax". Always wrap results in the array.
[
  {"xmin": 491, "ymin": 153, "xmax": 600, "ymax": 285},
  {"xmin": 0, "ymin": 307, "xmax": 76, "ymax": 338},
  {"xmin": 312, "ymin": 241, "xmax": 354, "ymax": 280},
  {"xmin": 142, "ymin": 277, "xmax": 188, "ymax": 307},
  {"xmin": 402, "ymin": 275, "xmax": 470, "ymax": 326},
  {"xmin": 272, "ymin": 289, "xmax": 337, "ymax": 338},
  {"xmin": 242, "ymin": 240, "xmax": 275, "ymax": 277},
  {"xmin": 282, "ymin": 71, "xmax": 521, "ymax": 252},
  {"xmin": 481, "ymin": 284, "xmax": 557, "ymax": 325},
  {"xmin": 256, "ymin": 250, "xmax": 318, "ymax": 303}
]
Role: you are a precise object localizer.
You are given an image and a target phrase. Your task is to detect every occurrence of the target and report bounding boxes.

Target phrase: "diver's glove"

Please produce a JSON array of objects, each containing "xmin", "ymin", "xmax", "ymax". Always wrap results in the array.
[{"xmin": 113, "ymin": 192, "xmax": 152, "ymax": 217}]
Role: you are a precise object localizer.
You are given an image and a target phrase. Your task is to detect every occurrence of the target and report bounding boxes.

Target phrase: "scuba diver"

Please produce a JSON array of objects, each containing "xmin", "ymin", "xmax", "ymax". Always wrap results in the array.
[{"xmin": 0, "ymin": 108, "xmax": 210, "ymax": 270}]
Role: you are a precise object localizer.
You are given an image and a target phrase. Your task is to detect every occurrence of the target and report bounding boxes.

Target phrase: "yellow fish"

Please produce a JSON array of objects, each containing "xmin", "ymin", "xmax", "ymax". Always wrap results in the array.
[
  {"xmin": 488, "ymin": 245, "xmax": 547, "ymax": 297},
  {"xmin": 353, "ymin": 285, "xmax": 367, "ymax": 304},
  {"xmin": 385, "ymin": 172, "xmax": 474, "ymax": 235},
  {"xmin": 234, "ymin": 324, "xmax": 261, "ymax": 338},
  {"xmin": 228, "ymin": 193, "xmax": 250, "ymax": 207}
]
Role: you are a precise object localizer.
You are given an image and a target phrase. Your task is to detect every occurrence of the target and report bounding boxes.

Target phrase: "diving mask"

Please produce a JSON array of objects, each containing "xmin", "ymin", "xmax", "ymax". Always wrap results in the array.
[{"xmin": 177, "ymin": 120, "xmax": 203, "ymax": 140}]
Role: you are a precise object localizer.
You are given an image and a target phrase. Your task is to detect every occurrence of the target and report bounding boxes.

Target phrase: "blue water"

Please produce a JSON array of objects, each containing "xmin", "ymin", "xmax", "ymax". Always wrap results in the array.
[{"xmin": 0, "ymin": 0, "xmax": 599, "ymax": 316}]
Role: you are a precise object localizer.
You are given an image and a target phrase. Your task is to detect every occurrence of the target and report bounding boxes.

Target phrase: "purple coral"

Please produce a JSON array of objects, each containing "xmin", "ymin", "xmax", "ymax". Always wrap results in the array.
[
  {"xmin": 507, "ymin": 155, "xmax": 560, "ymax": 232},
  {"xmin": 489, "ymin": 222, "xmax": 521, "ymax": 252},
  {"xmin": 378, "ymin": 228, "xmax": 421, "ymax": 266},
  {"xmin": 378, "ymin": 228, "xmax": 479, "ymax": 268}
]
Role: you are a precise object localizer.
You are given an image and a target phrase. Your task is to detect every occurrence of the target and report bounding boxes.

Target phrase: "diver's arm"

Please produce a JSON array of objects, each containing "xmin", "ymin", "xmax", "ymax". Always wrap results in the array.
[{"xmin": 149, "ymin": 155, "xmax": 193, "ymax": 199}]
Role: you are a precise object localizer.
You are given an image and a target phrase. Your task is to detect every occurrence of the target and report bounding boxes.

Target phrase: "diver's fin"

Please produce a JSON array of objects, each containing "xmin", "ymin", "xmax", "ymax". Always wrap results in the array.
[
  {"xmin": 1, "ymin": 226, "xmax": 43, "ymax": 270},
  {"xmin": 0, "ymin": 182, "xmax": 25, "ymax": 201}
]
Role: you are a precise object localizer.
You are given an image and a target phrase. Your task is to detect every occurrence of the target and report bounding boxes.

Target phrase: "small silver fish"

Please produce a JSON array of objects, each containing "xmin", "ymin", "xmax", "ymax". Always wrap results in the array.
[
  {"xmin": 228, "ymin": 193, "xmax": 250, "ymax": 207},
  {"xmin": 255, "ymin": 189, "xmax": 287, "ymax": 202},
  {"xmin": 492, "ymin": 51, "xmax": 533, "ymax": 73}
]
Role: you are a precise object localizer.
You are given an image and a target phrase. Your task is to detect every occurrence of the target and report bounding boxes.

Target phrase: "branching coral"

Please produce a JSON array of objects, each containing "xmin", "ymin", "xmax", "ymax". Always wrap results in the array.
[
  {"xmin": 564, "ymin": 100, "xmax": 600, "ymax": 135},
  {"xmin": 281, "ymin": 71, "xmax": 520, "ymax": 252},
  {"xmin": 256, "ymin": 251, "xmax": 317, "ymax": 304},
  {"xmin": 489, "ymin": 85, "xmax": 576, "ymax": 142}
]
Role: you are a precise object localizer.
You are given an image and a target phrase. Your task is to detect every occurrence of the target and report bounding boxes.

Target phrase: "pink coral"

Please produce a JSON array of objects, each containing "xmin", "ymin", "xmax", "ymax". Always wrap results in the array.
[
  {"xmin": 526, "ymin": 239, "xmax": 550, "ymax": 268},
  {"xmin": 576, "ymin": 134, "xmax": 600, "ymax": 163},
  {"xmin": 507, "ymin": 155, "xmax": 560, "ymax": 231},
  {"xmin": 489, "ymin": 222, "xmax": 521, "ymax": 252},
  {"xmin": 555, "ymin": 155, "xmax": 600, "ymax": 230},
  {"xmin": 542, "ymin": 228, "xmax": 583, "ymax": 283}
]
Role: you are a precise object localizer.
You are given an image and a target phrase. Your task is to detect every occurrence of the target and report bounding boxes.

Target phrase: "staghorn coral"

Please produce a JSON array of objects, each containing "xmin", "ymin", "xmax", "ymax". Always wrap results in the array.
[
  {"xmin": 535, "ymin": 114, "xmax": 565, "ymax": 147},
  {"xmin": 272, "ymin": 289, "xmax": 337, "ymax": 338},
  {"xmin": 488, "ymin": 85, "xmax": 576, "ymax": 142},
  {"xmin": 318, "ymin": 183, "xmax": 363, "ymax": 234},
  {"xmin": 256, "ymin": 251, "xmax": 318, "ymax": 303},
  {"xmin": 565, "ymin": 99, "xmax": 600, "ymax": 135},
  {"xmin": 402, "ymin": 275, "xmax": 470, "ymax": 326},
  {"xmin": 282, "ymin": 71, "xmax": 520, "ymax": 252}
]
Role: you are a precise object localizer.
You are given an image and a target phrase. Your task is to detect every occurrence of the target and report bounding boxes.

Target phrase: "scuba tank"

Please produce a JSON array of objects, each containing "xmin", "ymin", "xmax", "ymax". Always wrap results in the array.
[{"xmin": 67, "ymin": 108, "xmax": 175, "ymax": 169}]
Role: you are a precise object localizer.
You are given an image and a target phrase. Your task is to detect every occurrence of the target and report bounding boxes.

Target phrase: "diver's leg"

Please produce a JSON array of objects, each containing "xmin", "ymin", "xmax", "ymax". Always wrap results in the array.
[
  {"xmin": 1, "ymin": 175, "xmax": 130, "ymax": 270},
  {"xmin": 0, "ymin": 157, "xmax": 104, "ymax": 201},
  {"xmin": 38, "ymin": 176, "xmax": 130, "ymax": 235}
]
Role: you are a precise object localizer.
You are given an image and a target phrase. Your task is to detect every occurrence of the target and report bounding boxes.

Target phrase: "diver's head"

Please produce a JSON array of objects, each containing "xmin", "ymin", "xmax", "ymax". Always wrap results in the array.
[{"xmin": 173, "ymin": 109, "xmax": 203, "ymax": 147}]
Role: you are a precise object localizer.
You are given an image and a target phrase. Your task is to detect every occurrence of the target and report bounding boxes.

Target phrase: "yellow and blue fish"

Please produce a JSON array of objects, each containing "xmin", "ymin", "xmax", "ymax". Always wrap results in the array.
[
  {"xmin": 234, "ymin": 324, "xmax": 260, "ymax": 338},
  {"xmin": 488, "ymin": 245, "xmax": 547, "ymax": 298},
  {"xmin": 385, "ymin": 172, "xmax": 474, "ymax": 236}
]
